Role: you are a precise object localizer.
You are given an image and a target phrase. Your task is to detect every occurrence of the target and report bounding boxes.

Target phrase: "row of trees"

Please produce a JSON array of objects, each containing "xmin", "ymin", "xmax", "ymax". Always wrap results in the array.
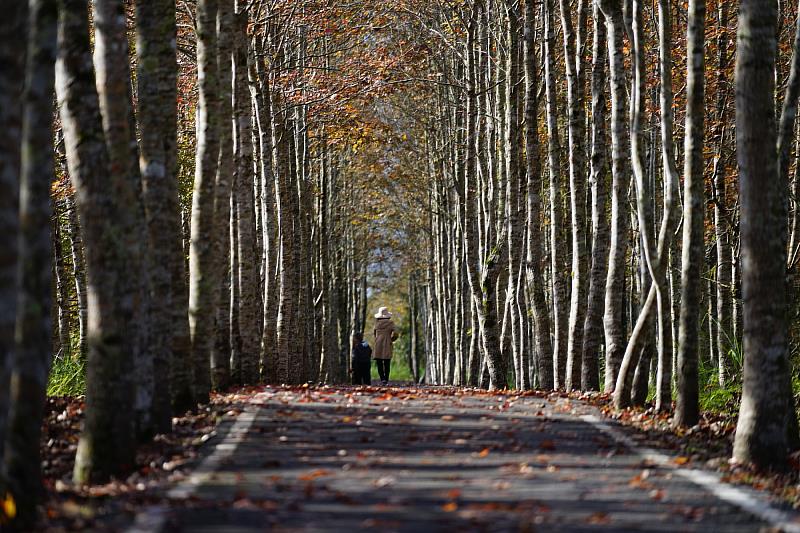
[
  {"xmin": 1, "ymin": 0, "xmax": 401, "ymax": 527},
  {"xmin": 395, "ymin": 0, "xmax": 800, "ymax": 469},
  {"xmin": 1, "ymin": 0, "xmax": 798, "ymax": 526}
]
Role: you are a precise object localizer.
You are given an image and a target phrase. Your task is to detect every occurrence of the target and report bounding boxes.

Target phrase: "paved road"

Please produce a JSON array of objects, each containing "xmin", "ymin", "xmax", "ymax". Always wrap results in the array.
[{"xmin": 153, "ymin": 386, "xmax": 781, "ymax": 532}]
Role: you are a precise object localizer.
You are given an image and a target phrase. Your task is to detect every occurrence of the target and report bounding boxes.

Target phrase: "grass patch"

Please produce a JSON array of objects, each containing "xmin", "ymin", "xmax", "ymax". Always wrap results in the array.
[
  {"xmin": 370, "ymin": 355, "xmax": 418, "ymax": 382},
  {"xmin": 47, "ymin": 355, "xmax": 85, "ymax": 397}
]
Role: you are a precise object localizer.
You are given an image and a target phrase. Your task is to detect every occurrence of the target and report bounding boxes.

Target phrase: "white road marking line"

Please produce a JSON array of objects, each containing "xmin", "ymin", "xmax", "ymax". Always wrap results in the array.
[
  {"xmin": 581, "ymin": 413, "xmax": 800, "ymax": 533},
  {"xmin": 125, "ymin": 408, "xmax": 259, "ymax": 533}
]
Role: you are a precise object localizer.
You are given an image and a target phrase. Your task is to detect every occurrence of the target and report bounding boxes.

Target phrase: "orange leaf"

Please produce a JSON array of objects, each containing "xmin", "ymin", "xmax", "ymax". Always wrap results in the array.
[
  {"xmin": 441, "ymin": 502, "xmax": 458, "ymax": 512},
  {"xmin": 587, "ymin": 512, "xmax": 611, "ymax": 524},
  {"xmin": 674, "ymin": 456, "xmax": 690, "ymax": 465},
  {"xmin": 2, "ymin": 493, "xmax": 15, "ymax": 520},
  {"xmin": 478, "ymin": 448, "xmax": 491, "ymax": 458},
  {"xmin": 299, "ymin": 469, "xmax": 330, "ymax": 481},
  {"xmin": 446, "ymin": 489, "xmax": 462, "ymax": 499}
]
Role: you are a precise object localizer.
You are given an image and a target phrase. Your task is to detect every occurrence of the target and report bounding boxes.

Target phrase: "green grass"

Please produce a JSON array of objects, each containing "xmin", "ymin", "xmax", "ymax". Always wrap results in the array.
[
  {"xmin": 370, "ymin": 358, "xmax": 418, "ymax": 382},
  {"xmin": 47, "ymin": 355, "xmax": 85, "ymax": 397}
]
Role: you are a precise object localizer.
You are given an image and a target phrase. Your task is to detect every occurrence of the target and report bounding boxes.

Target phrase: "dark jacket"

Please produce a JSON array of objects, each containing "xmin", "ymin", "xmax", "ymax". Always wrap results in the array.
[{"xmin": 352, "ymin": 341, "xmax": 373, "ymax": 364}]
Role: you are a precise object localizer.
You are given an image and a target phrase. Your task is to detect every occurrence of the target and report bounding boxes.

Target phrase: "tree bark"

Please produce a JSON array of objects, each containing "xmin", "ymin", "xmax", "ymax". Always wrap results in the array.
[
  {"xmin": 4, "ymin": 0, "xmax": 55, "ymax": 525},
  {"xmin": 598, "ymin": 0, "xmax": 631, "ymax": 393},
  {"xmin": 582, "ymin": 1, "xmax": 609, "ymax": 391},
  {"xmin": 674, "ymin": 0, "xmax": 707, "ymax": 428},
  {"xmin": 733, "ymin": 0, "xmax": 793, "ymax": 469},
  {"xmin": 523, "ymin": 0, "xmax": 553, "ymax": 390},
  {"xmin": 189, "ymin": 0, "xmax": 221, "ymax": 403},
  {"xmin": 0, "ymin": 0, "xmax": 27, "ymax": 485},
  {"xmin": 211, "ymin": 0, "xmax": 233, "ymax": 390},
  {"xmin": 233, "ymin": 9, "xmax": 260, "ymax": 384},
  {"xmin": 544, "ymin": 0, "xmax": 569, "ymax": 388},
  {"xmin": 64, "ymin": 192, "xmax": 88, "ymax": 361},
  {"xmin": 58, "ymin": 0, "xmax": 136, "ymax": 485},
  {"xmin": 135, "ymin": 0, "xmax": 184, "ymax": 432},
  {"xmin": 561, "ymin": 0, "xmax": 588, "ymax": 392},
  {"xmin": 91, "ymin": 0, "xmax": 156, "ymax": 439}
]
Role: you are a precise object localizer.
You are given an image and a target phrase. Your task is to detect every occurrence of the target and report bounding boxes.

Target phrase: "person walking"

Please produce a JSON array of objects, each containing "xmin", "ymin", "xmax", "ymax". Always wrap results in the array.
[
  {"xmin": 351, "ymin": 332, "xmax": 372, "ymax": 386},
  {"xmin": 373, "ymin": 307, "xmax": 398, "ymax": 386}
]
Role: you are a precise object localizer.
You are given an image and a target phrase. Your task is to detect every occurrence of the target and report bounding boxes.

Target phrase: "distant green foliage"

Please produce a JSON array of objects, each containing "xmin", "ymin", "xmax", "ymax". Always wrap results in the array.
[
  {"xmin": 370, "ymin": 356, "xmax": 417, "ymax": 382},
  {"xmin": 47, "ymin": 355, "xmax": 85, "ymax": 397}
]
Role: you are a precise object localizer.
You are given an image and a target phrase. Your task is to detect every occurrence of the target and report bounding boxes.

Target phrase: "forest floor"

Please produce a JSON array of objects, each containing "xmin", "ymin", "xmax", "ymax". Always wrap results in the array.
[{"xmin": 37, "ymin": 385, "xmax": 800, "ymax": 532}]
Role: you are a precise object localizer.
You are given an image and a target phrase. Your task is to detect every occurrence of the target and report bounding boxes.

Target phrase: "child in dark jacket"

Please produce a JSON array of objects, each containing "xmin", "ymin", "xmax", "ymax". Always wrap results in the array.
[{"xmin": 351, "ymin": 332, "xmax": 372, "ymax": 386}]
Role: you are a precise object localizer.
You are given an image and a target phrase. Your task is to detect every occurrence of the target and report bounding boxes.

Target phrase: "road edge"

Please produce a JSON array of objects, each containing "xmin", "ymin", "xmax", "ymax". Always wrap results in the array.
[
  {"xmin": 581, "ymin": 413, "xmax": 800, "ymax": 533},
  {"xmin": 125, "ymin": 407, "xmax": 259, "ymax": 533}
]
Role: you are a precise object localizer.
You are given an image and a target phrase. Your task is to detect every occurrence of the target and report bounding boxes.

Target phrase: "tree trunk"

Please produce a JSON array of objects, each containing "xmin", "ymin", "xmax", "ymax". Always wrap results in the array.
[
  {"xmin": 59, "ymin": 0, "xmax": 136, "ymax": 485},
  {"xmin": 233, "ymin": 10, "xmax": 260, "ymax": 384},
  {"xmin": 598, "ymin": 0, "xmax": 631, "ymax": 393},
  {"xmin": 674, "ymin": 0, "xmax": 707, "ymax": 428},
  {"xmin": 189, "ymin": 0, "xmax": 221, "ymax": 403},
  {"xmin": 733, "ymin": 0, "xmax": 792, "ymax": 469},
  {"xmin": 544, "ymin": 0, "xmax": 569, "ymax": 389},
  {"xmin": 52, "ymin": 199, "xmax": 72, "ymax": 357},
  {"xmin": 561, "ymin": 0, "xmax": 588, "ymax": 392},
  {"xmin": 523, "ymin": 0, "xmax": 553, "ymax": 390},
  {"xmin": 4, "ymin": 1, "xmax": 55, "ymax": 524},
  {"xmin": 0, "ymin": 1, "xmax": 27, "ymax": 480},
  {"xmin": 582, "ymin": 1, "xmax": 609, "ymax": 391},
  {"xmin": 94, "ymin": 0, "xmax": 155, "ymax": 441},
  {"xmin": 135, "ymin": 0, "xmax": 184, "ymax": 433},
  {"xmin": 211, "ymin": 0, "xmax": 233, "ymax": 390},
  {"xmin": 64, "ymin": 192, "xmax": 88, "ymax": 361}
]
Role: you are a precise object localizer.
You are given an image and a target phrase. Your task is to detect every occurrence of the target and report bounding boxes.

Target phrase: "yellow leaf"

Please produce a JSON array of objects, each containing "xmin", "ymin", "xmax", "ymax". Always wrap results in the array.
[
  {"xmin": 674, "ymin": 456, "xmax": 690, "ymax": 465},
  {"xmin": 2, "ymin": 493, "xmax": 16, "ymax": 520}
]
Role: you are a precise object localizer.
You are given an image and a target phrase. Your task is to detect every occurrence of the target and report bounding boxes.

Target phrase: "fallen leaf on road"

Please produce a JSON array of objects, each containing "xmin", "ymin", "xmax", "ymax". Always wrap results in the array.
[
  {"xmin": 299, "ymin": 469, "xmax": 330, "ymax": 481},
  {"xmin": 539, "ymin": 440, "xmax": 556, "ymax": 451},
  {"xmin": 586, "ymin": 512, "xmax": 611, "ymax": 524}
]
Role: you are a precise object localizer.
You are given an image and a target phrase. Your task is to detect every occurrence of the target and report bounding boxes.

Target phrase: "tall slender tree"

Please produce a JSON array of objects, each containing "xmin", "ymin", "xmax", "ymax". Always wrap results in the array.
[
  {"xmin": 136, "ymin": 0, "xmax": 184, "ymax": 431},
  {"xmin": 59, "ymin": 0, "xmax": 136, "ymax": 484},
  {"xmin": 598, "ymin": 0, "xmax": 631, "ymax": 393},
  {"xmin": 675, "ymin": 0, "xmax": 707, "ymax": 427},
  {"xmin": 4, "ymin": 0, "xmax": 56, "ymax": 526},
  {"xmin": 190, "ymin": 0, "xmax": 221, "ymax": 402},
  {"xmin": 0, "ymin": 2, "xmax": 27, "ymax": 488},
  {"xmin": 733, "ymin": 0, "xmax": 794, "ymax": 468}
]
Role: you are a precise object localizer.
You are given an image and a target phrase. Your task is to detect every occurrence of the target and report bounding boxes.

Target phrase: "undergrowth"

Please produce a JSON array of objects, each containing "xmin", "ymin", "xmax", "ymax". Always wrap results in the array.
[{"xmin": 47, "ymin": 355, "xmax": 85, "ymax": 397}]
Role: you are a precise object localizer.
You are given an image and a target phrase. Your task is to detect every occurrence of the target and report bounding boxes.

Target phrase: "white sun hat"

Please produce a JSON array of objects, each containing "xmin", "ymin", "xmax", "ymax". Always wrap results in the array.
[{"xmin": 374, "ymin": 306, "xmax": 393, "ymax": 319}]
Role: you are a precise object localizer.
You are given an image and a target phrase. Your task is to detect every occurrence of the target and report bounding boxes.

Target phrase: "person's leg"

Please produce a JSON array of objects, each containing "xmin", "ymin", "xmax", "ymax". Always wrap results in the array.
[
  {"xmin": 363, "ymin": 360, "xmax": 372, "ymax": 386},
  {"xmin": 376, "ymin": 359, "xmax": 388, "ymax": 383},
  {"xmin": 358, "ymin": 361, "xmax": 370, "ymax": 385},
  {"xmin": 385, "ymin": 359, "xmax": 391, "ymax": 383}
]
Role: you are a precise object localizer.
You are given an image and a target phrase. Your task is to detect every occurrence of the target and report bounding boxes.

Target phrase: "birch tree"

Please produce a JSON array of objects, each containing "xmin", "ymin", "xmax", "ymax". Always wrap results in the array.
[
  {"xmin": 58, "ymin": 0, "xmax": 136, "ymax": 484},
  {"xmin": 190, "ymin": 0, "xmax": 221, "ymax": 402},
  {"xmin": 733, "ymin": 0, "xmax": 797, "ymax": 468},
  {"xmin": 0, "ymin": 2, "xmax": 27, "ymax": 488},
  {"xmin": 675, "ymin": 0, "xmax": 706, "ymax": 428},
  {"xmin": 4, "ymin": 0, "xmax": 56, "ymax": 525}
]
